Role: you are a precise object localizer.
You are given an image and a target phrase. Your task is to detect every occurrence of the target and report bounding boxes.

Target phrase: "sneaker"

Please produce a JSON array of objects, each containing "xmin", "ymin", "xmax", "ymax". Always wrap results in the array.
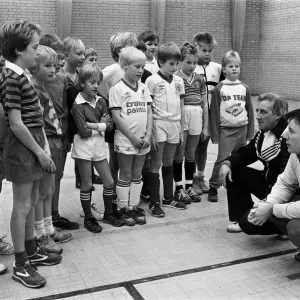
[
  {"xmin": 102, "ymin": 212, "xmax": 124, "ymax": 227},
  {"xmin": 117, "ymin": 207, "xmax": 136, "ymax": 226},
  {"xmin": 198, "ymin": 176, "xmax": 209, "ymax": 193},
  {"xmin": 92, "ymin": 174, "xmax": 103, "ymax": 185},
  {"xmin": 12, "ymin": 261, "xmax": 46, "ymax": 288},
  {"xmin": 128, "ymin": 206, "xmax": 146, "ymax": 225},
  {"xmin": 53, "ymin": 215, "xmax": 80, "ymax": 230},
  {"xmin": 174, "ymin": 189, "xmax": 191, "ymax": 204},
  {"xmin": 37, "ymin": 234, "xmax": 63, "ymax": 254},
  {"xmin": 80, "ymin": 203, "xmax": 104, "ymax": 221},
  {"xmin": 84, "ymin": 217, "xmax": 103, "ymax": 233},
  {"xmin": 50, "ymin": 228, "xmax": 72, "ymax": 243},
  {"xmin": 162, "ymin": 197, "xmax": 187, "ymax": 210},
  {"xmin": 192, "ymin": 175, "xmax": 203, "ymax": 195},
  {"xmin": 186, "ymin": 187, "xmax": 201, "ymax": 202},
  {"xmin": 0, "ymin": 263, "xmax": 7, "ymax": 275},
  {"xmin": 226, "ymin": 222, "xmax": 242, "ymax": 233},
  {"xmin": 140, "ymin": 192, "xmax": 150, "ymax": 201},
  {"xmin": 208, "ymin": 188, "xmax": 218, "ymax": 202},
  {"xmin": 28, "ymin": 247, "xmax": 62, "ymax": 266},
  {"xmin": 0, "ymin": 235, "xmax": 14, "ymax": 255},
  {"xmin": 149, "ymin": 202, "xmax": 165, "ymax": 218}
]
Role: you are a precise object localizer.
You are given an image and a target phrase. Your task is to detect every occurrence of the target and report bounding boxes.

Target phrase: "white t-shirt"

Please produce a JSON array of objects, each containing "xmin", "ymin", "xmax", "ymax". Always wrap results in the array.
[
  {"xmin": 109, "ymin": 79, "xmax": 152, "ymax": 147},
  {"xmin": 146, "ymin": 71, "xmax": 185, "ymax": 122},
  {"xmin": 145, "ymin": 57, "xmax": 159, "ymax": 74},
  {"xmin": 102, "ymin": 63, "xmax": 124, "ymax": 90}
]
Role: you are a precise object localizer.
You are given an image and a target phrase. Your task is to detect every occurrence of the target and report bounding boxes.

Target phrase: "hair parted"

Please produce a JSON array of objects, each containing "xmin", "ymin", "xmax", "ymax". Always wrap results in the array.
[
  {"xmin": 222, "ymin": 50, "xmax": 241, "ymax": 68},
  {"xmin": 119, "ymin": 47, "xmax": 146, "ymax": 69},
  {"xmin": 257, "ymin": 93, "xmax": 288, "ymax": 117},
  {"xmin": 109, "ymin": 32, "xmax": 138, "ymax": 62},
  {"xmin": 27, "ymin": 45, "xmax": 57, "ymax": 74},
  {"xmin": 138, "ymin": 30, "xmax": 159, "ymax": 43},
  {"xmin": 63, "ymin": 36, "xmax": 85, "ymax": 54},
  {"xmin": 78, "ymin": 64, "xmax": 103, "ymax": 87},
  {"xmin": 39, "ymin": 34, "xmax": 65, "ymax": 53},
  {"xmin": 157, "ymin": 42, "xmax": 181, "ymax": 67},
  {"xmin": 180, "ymin": 42, "xmax": 198, "ymax": 61},
  {"xmin": 0, "ymin": 20, "xmax": 42, "ymax": 62},
  {"xmin": 193, "ymin": 32, "xmax": 217, "ymax": 47}
]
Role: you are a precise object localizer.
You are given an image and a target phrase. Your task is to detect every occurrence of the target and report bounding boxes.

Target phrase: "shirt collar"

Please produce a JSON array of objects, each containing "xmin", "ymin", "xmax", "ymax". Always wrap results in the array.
[
  {"xmin": 158, "ymin": 70, "xmax": 173, "ymax": 84},
  {"xmin": 5, "ymin": 61, "xmax": 24, "ymax": 76},
  {"xmin": 75, "ymin": 92, "xmax": 100, "ymax": 105}
]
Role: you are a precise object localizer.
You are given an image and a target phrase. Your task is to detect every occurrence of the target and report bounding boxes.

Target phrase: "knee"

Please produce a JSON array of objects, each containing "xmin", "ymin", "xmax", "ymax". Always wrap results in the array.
[
  {"xmin": 185, "ymin": 150, "xmax": 195, "ymax": 161},
  {"xmin": 287, "ymin": 220, "xmax": 300, "ymax": 245},
  {"xmin": 103, "ymin": 179, "xmax": 114, "ymax": 190}
]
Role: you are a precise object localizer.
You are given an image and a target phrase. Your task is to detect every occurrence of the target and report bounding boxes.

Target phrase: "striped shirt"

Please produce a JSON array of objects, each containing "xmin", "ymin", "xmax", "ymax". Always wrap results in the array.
[
  {"xmin": 34, "ymin": 84, "xmax": 62, "ymax": 137},
  {"xmin": 175, "ymin": 71, "xmax": 206, "ymax": 106},
  {"xmin": 0, "ymin": 61, "xmax": 44, "ymax": 128}
]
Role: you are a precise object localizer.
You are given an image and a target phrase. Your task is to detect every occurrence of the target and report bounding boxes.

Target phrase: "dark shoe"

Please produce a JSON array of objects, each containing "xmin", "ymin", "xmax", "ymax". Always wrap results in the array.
[
  {"xmin": 192, "ymin": 175, "xmax": 203, "ymax": 195},
  {"xmin": 53, "ymin": 215, "xmax": 80, "ymax": 230},
  {"xmin": 92, "ymin": 175, "xmax": 103, "ymax": 185},
  {"xmin": 149, "ymin": 202, "xmax": 165, "ymax": 217},
  {"xmin": 50, "ymin": 228, "xmax": 72, "ymax": 243},
  {"xmin": 199, "ymin": 176, "xmax": 210, "ymax": 193},
  {"xmin": 162, "ymin": 197, "xmax": 187, "ymax": 210},
  {"xmin": 128, "ymin": 206, "xmax": 146, "ymax": 225},
  {"xmin": 140, "ymin": 191, "xmax": 150, "ymax": 201},
  {"xmin": 12, "ymin": 261, "xmax": 46, "ymax": 288},
  {"xmin": 208, "ymin": 188, "xmax": 218, "ymax": 202},
  {"xmin": 174, "ymin": 189, "xmax": 191, "ymax": 205},
  {"xmin": 84, "ymin": 217, "xmax": 103, "ymax": 233},
  {"xmin": 102, "ymin": 213, "xmax": 124, "ymax": 227},
  {"xmin": 117, "ymin": 207, "xmax": 136, "ymax": 226},
  {"xmin": 28, "ymin": 247, "xmax": 62, "ymax": 266},
  {"xmin": 37, "ymin": 234, "xmax": 63, "ymax": 254},
  {"xmin": 186, "ymin": 187, "xmax": 201, "ymax": 202}
]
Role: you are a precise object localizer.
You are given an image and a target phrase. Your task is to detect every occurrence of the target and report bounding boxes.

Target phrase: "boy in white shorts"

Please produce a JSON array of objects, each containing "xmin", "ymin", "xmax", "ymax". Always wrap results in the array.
[
  {"xmin": 146, "ymin": 42, "xmax": 186, "ymax": 218},
  {"xmin": 110, "ymin": 47, "xmax": 153, "ymax": 226}
]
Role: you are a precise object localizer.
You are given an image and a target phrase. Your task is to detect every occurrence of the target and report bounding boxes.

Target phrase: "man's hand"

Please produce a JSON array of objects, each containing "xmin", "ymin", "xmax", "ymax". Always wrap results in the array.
[
  {"xmin": 218, "ymin": 164, "xmax": 232, "ymax": 189},
  {"xmin": 248, "ymin": 201, "xmax": 273, "ymax": 226}
]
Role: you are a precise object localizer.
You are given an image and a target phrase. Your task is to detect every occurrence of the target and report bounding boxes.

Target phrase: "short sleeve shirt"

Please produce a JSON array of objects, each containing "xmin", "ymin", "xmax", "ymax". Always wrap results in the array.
[
  {"xmin": 146, "ymin": 71, "xmax": 184, "ymax": 122},
  {"xmin": 109, "ymin": 79, "xmax": 152, "ymax": 147},
  {"xmin": 0, "ymin": 61, "xmax": 44, "ymax": 128}
]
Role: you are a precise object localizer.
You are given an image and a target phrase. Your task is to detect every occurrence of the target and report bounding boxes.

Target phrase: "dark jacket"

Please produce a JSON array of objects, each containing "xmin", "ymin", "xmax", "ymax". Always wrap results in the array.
[{"xmin": 226, "ymin": 117, "xmax": 289, "ymax": 187}]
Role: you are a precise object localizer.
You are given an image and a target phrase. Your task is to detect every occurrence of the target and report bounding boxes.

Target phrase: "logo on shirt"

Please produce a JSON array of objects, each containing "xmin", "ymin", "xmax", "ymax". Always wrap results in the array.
[
  {"xmin": 192, "ymin": 80, "xmax": 200, "ymax": 89},
  {"xmin": 126, "ymin": 101, "xmax": 146, "ymax": 115},
  {"xmin": 124, "ymin": 92, "xmax": 131, "ymax": 100},
  {"xmin": 225, "ymin": 103, "xmax": 243, "ymax": 117},
  {"xmin": 175, "ymin": 83, "xmax": 181, "ymax": 92}
]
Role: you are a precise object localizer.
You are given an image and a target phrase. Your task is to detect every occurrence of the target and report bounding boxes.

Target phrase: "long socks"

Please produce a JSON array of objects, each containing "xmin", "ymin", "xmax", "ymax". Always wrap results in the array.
[
  {"xmin": 116, "ymin": 179, "xmax": 130, "ymax": 208},
  {"xmin": 80, "ymin": 189, "xmax": 93, "ymax": 219},
  {"xmin": 129, "ymin": 178, "xmax": 142, "ymax": 209},
  {"xmin": 162, "ymin": 165, "xmax": 173, "ymax": 200},
  {"xmin": 148, "ymin": 172, "xmax": 160, "ymax": 205},
  {"xmin": 173, "ymin": 160, "xmax": 183, "ymax": 191},
  {"xmin": 103, "ymin": 187, "xmax": 113, "ymax": 215},
  {"xmin": 185, "ymin": 160, "xmax": 194, "ymax": 189}
]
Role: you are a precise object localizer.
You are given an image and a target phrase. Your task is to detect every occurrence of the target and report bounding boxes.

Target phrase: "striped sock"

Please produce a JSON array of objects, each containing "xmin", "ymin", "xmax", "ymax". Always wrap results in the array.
[
  {"xmin": 103, "ymin": 187, "xmax": 113, "ymax": 215},
  {"xmin": 129, "ymin": 178, "xmax": 142, "ymax": 209},
  {"xmin": 80, "ymin": 189, "xmax": 92, "ymax": 219},
  {"xmin": 116, "ymin": 180, "xmax": 130, "ymax": 208}
]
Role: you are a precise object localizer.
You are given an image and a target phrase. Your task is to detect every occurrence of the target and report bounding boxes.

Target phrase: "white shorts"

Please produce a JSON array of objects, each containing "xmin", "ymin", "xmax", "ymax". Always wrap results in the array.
[
  {"xmin": 153, "ymin": 119, "xmax": 181, "ymax": 144},
  {"xmin": 114, "ymin": 144, "xmax": 150, "ymax": 156},
  {"xmin": 71, "ymin": 134, "xmax": 107, "ymax": 161},
  {"xmin": 183, "ymin": 105, "xmax": 203, "ymax": 135}
]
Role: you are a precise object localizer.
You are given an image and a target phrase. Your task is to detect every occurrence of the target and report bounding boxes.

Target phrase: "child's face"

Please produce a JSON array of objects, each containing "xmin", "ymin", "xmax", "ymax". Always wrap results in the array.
[
  {"xmin": 35, "ymin": 58, "xmax": 57, "ymax": 83},
  {"xmin": 56, "ymin": 51, "xmax": 65, "ymax": 73},
  {"xmin": 160, "ymin": 59, "xmax": 179, "ymax": 78},
  {"xmin": 81, "ymin": 74, "xmax": 101, "ymax": 100},
  {"xmin": 223, "ymin": 58, "xmax": 240, "ymax": 81},
  {"xmin": 0, "ymin": 53, "xmax": 5, "ymax": 72},
  {"xmin": 19, "ymin": 32, "xmax": 39, "ymax": 69},
  {"xmin": 124, "ymin": 58, "xmax": 146, "ymax": 84},
  {"xmin": 66, "ymin": 44, "xmax": 85, "ymax": 68},
  {"xmin": 181, "ymin": 54, "xmax": 198, "ymax": 77},
  {"xmin": 196, "ymin": 43, "xmax": 214, "ymax": 65},
  {"xmin": 145, "ymin": 39, "xmax": 158, "ymax": 61},
  {"xmin": 84, "ymin": 55, "xmax": 97, "ymax": 67}
]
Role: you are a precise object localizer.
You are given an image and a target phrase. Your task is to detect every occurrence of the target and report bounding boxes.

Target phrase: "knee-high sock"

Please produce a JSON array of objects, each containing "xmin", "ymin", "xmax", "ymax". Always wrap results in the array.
[
  {"xmin": 103, "ymin": 187, "xmax": 113, "ymax": 215},
  {"xmin": 129, "ymin": 178, "xmax": 142, "ymax": 209},
  {"xmin": 80, "ymin": 189, "xmax": 92, "ymax": 219},
  {"xmin": 148, "ymin": 172, "xmax": 160, "ymax": 205},
  {"xmin": 162, "ymin": 165, "xmax": 174, "ymax": 200},
  {"xmin": 173, "ymin": 160, "xmax": 183, "ymax": 191},
  {"xmin": 185, "ymin": 160, "xmax": 194, "ymax": 189},
  {"xmin": 116, "ymin": 179, "xmax": 130, "ymax": 208}
]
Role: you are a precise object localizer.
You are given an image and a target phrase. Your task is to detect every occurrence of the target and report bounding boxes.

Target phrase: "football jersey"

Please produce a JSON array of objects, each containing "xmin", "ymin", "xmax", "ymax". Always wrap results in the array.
[{"xmin": 109, "ymin": 79, "xmax": 152, "ymax": 147}]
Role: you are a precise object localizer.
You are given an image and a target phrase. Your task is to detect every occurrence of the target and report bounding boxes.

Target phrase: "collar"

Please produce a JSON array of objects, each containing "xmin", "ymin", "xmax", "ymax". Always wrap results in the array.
[
  {"xmin": 122, "ymin": 78, "xmax": 138, "ymax": 92},
  {"xmin": 222, "ymin": 79, "xmax": 241, "ymax": 84},
  {"xmin": 270, "ymin": 117, "xmax": 288, "ymax": 139},
  {"xmin": 158, "ymin": 70, "xmax": 173, "ymax": 84},
  {"xmin": 5, "ymin": 61, "xmax": 24, "ymax": 75},
  {"xmin": 75, "ymin": 93, "xmax": 100, "ymax": 105}
]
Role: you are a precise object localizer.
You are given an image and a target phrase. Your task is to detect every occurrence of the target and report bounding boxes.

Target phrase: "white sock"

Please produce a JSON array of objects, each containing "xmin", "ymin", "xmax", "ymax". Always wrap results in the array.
[
  {"xmin": 129, "ymin": 178, "xmax": 142, "ymax": 209},
  {"xmin": 34, "ymin": 219, "xmax": 46, "ymax": 239},
  {"xmin": 44, "ymin": 216, "xmax": 55, "ymax": 235},
  {"xmin": 197, "ymin": 171, "xmax": 204, "ymax": 178},
  {"xmin": 116, "ymin": 180, "xmax": 130, "ymax": 208}
]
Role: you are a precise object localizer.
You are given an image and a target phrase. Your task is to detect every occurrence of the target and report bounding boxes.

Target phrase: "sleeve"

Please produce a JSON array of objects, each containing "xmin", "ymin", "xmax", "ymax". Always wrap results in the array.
[
  {"xmin": 99, "ymin": 98, "xmax": 112, "ymax": 122},
  {"xmin": 4, "ymin": 75, "xmax": 22, "ymax": 110},
  {"xmin": 144, "ymin": 86, "xmax": 152, "ymax": 105},
  {"xmin": 109, "ymin": 86, "xmax": 122, "ymax": 110},
  {"xmin": 210, "ymin": 84, "xmax": 221, "ymax": 142},
  {"xmin": 71, "ymin": 103, "xmax": 92, "ymax": 138},
  {"xmin": 244, "ymin": 85, "xmax": 254, "ymax": 139},
  {"xmin": 179, "ymin": 79, "xmax": 185, "ymax": 98}
]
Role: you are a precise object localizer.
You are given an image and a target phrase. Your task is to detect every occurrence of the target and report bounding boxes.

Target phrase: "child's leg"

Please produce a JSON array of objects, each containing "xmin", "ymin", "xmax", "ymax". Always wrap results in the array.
[
  {"xmin": 108, "ymin": 142, "xmax": 119, "ymax": 196},
  {"xmin": 141, "ymin": 156, "xmax": 150, "ymax": 198},
  {"xmin": 173, "ymin": 131, "xmax": 188, "ymax": 191}
]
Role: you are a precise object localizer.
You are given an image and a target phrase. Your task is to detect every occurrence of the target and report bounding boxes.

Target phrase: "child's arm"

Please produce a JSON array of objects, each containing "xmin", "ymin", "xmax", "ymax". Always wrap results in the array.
[
  {"xmin": 142, "ymin": 102, "xmax": 153, "ymax": 149},
  {"xmin": 8, "ymin": 109, "xmax": 55, "ymax": 172},
  {"xmin": 111, "ymin": 110, "xmax": 143, "ymax": 149},
  {"xmin": 201, "ymin": 96, "xmax": 210, "ymax": 140},
  {"xmin": 210, "ymin": 85, "xmax": 221, "ymax": 144},
  {"xmin": 245, "ymin": 85, "xmax": 255, "ymax": 140},
  {"xmin": 179, "ymin": 96, "xmax": 184, "ymax": 146}
]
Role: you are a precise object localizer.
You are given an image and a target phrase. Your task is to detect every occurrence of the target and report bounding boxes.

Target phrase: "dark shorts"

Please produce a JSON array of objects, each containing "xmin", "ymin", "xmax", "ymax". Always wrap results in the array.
[
  {"xmin": 4, "ymin": 128, "xmax": 45, "ymax": 182},
  {"xmin": 47, "ymin": 135, "xmax": 62, "ymax": 169},
  {"xmin": 104, "ymin": 123, "xmax": 116, "ymax": 144}
]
